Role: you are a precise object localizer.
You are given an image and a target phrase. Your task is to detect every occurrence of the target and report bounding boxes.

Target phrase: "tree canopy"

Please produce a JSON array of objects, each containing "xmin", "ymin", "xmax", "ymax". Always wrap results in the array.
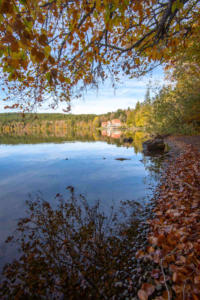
[{"xmin": 0, "ymin": 0, "xmax": 199, "ymax": 110}]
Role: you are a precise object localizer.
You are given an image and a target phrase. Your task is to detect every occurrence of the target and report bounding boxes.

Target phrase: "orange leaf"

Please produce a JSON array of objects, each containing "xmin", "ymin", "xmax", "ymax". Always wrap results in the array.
[
  {"xmin": 138, "ymin": 283, "xmax": 155, "ymax": 300},
  {"xmin": 138, "ymin": 289, "xmax": 148, "ymax": 300},
  {"xmin": 142, "ymin": 283, "xmax": 155, "ymax": 296}
]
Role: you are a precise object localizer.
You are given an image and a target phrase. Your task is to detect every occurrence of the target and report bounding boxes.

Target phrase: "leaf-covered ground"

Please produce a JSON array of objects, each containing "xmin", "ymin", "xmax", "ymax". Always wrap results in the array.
[{"xmin": 138, "ymin": 145, "xmax": 200, "ymax": 299}]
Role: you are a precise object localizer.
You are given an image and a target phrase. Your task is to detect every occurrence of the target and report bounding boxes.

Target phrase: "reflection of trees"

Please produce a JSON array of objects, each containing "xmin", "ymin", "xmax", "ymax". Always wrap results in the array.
[
  {"xmin": 141, "ymin": 154, "xmax": 166, "ymax": 181},
  {"xmin": 117, "ymin": 131, "xmax": 149, "ymax": 154},
  {"xmin": 0, "ymin": 188, "xmax": 152, "ymax": 299},
  {"xmin": 0, "ymin": 126, "xmax": 96, "ymax": 145},
  {"xmin": 131, "ymin": 131, "xmax": 148, "ymax": 154},
  {"xmin": 0, "ymin": 118, "xmax": 150, "ymax": 156},
  {"xmin": 0, "ymin": 119, "xmax": 95, "ymax": 144},
  {"xmin": 98, "ymin": 130, "xmax": 149, "ymax": 153}
]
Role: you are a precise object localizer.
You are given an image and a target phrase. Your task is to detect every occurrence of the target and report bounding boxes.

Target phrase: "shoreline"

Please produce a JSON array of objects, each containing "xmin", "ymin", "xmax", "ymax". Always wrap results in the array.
[
  {"xmin": 137, "ymin": 135, "xmax": 200, "ymax": 299},
  {"xmin": 165, "ymin": 135, "xmax": 200, "ymax": 155}
]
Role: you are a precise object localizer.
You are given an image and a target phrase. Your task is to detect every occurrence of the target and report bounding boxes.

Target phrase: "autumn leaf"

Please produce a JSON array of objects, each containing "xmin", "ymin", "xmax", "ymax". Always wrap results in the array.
[{"xmin": 138, "ymin": 283, "xmax": 155, "ymax": 300}]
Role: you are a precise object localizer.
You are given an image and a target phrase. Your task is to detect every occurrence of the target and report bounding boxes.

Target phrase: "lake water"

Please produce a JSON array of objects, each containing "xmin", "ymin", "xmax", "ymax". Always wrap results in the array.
[{"xmin": 0, "ymin": 138, "xmax": 157, "ymax": 274}]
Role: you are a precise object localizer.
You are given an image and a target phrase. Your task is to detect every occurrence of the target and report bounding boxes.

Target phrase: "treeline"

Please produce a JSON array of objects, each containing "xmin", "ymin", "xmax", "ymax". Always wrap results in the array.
[{"xmin": 0, "ymin": 113, "xmax": 96, "ymax": 124}]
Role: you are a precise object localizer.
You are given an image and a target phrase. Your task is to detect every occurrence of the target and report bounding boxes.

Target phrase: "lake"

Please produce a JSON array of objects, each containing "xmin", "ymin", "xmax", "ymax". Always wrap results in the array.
[{"xmin": 0, "ymin": 134, "xmax": 158, "ymax": 276}]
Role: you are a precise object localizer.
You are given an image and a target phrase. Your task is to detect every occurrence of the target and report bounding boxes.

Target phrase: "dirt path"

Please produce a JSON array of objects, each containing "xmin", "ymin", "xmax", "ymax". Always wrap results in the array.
[
  {"xmin": 136, "ymin": 135, "xmax": 200, "ymax": 299},
  {"xmin": 165, "ymin": 135, "xmax": 200, "ymax": 154}
]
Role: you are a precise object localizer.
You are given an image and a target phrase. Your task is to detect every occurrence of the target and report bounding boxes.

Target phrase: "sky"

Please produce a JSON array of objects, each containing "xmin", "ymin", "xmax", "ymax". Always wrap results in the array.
[
  {"xmin": 70, "ymin": 66, "xmax": 165, "ymax": 114},
  {"xmin": 0, "ymin": 66, "xmax": 165, "ymax": 115}
]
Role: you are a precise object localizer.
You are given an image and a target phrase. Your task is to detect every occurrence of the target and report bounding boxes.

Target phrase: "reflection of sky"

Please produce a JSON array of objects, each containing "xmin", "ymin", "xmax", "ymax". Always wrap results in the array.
[
  {"xmin": 0, "ymin": 141, "xmax": 157, "ymax": 271},
  {"xmin": 0, "ymin": 142, "xmax": 148, "ymax": 202}
]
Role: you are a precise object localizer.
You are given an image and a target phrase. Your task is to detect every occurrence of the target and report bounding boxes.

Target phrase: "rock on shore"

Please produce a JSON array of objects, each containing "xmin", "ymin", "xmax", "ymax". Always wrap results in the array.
[{"xmin": 142, "ymin": 137, "xmax": 165, "ymax": 155}]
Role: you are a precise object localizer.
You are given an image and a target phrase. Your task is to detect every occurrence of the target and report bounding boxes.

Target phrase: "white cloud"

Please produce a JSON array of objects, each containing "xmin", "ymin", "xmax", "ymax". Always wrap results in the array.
[
  {"xmin": 0, "ymin": 66, "xmax": 167, "ymax": 114},
  {"xmin": 70, "ymin": 97, "xmax": 139, "ymax": 114}
]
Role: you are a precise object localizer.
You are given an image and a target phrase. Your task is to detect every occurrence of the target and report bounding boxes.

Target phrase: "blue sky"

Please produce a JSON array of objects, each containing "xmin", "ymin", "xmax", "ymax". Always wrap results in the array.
[
  {"xmin": 0, "ymin": 66, "xmax": 165, "ymax": 115},
  {"xmin": 70, "ymin": 66, "xmax": 165, "ymax": 114}
]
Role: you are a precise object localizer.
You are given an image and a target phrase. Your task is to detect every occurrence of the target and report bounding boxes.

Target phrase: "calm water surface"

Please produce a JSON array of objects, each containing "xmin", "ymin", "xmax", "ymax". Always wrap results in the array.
[{"xmin": 0, "ymin": 140, "xmax": 156, "ymax": 272}]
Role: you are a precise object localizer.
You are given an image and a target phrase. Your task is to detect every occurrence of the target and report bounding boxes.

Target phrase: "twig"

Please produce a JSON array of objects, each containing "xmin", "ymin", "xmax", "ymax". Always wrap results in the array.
[
  {"xmin": 160, "ymin": 258, "xmax": 171, "ymax": 300},
  {"xmin": 183, "ymin": 181, "xmax": 198, "ymax": 191},
  {"xmin": 183, "ymin": 280, "xmax": 186, "ymax": 300}
]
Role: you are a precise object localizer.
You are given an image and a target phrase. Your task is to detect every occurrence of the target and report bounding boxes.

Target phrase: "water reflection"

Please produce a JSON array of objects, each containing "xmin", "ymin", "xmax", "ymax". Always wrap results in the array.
[
  {"xmin": 0, "ymin": 187, "xmax": 153, "ymax": 299},
  {"xmin": 140, "ymin": 155, "xmax": 167, "ymax": 182},
  {"xmin": 0, "ymin": 125, "xmax": 164, "ymax": 297},
  {"xmin": 0, "ymin": 120, "xmax": 149, "ymax": 155},
  {"xmin": 101, "ymin": 129, "xmax": 122, "ymax": 139}
]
